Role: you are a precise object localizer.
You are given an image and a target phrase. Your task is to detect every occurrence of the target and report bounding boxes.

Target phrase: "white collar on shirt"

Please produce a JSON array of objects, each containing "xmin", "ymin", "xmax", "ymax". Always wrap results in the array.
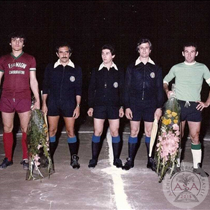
[
  {"xmin": 184, "ymin": 61, "xmax": 196, "ymax": 65},
  {"xmin": 54, "ymin": 59, "xmax": 75, "ymax": 68},
  {"xmin": 135, "ymin": 57, "xmax": 155, "ymax": 66},
  {"xmin": 98, "ymin": 62, "xmax": 118, "ymax": 71}
]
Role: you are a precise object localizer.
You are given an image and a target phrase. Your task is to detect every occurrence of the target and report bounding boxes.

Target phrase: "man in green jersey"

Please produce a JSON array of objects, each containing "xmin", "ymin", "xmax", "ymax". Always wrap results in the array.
[{"xmin": 163, "ymin": 42, "xmax": 210, "ymax": 177}]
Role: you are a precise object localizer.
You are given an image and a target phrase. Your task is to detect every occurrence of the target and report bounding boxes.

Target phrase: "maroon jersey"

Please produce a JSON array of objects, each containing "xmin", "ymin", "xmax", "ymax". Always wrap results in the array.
[{"xmin": 0, "ymin": 52, "xmax": 36, "ymax": 99}]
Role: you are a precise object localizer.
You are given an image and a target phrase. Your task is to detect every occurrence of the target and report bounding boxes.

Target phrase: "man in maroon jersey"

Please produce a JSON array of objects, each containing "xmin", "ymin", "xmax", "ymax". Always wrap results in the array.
[{"xmin": 0, "ymin": 32, "xmax": 40, "ymax": 169}]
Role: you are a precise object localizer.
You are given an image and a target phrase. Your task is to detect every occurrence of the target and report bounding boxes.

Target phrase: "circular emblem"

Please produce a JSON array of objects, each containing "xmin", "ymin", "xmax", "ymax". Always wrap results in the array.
[
  {"xmin": 113, "ymin": 82, "xmax": 118, "ymax": 88},
  {"xmin": 70, "ymin": 76, "xmax": 75, "ymax": 82},
  {"xmin": 150, "ymin": 72, "xmax": 155, "ymax": 78},
  {"xmin": 162, "ymin": 162, "xmax": 209, "ymax": 209}
]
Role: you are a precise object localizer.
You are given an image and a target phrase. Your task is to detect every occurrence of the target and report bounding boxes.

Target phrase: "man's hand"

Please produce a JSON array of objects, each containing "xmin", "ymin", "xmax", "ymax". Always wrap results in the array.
[
  {"xmin": 41, "ymin": 104, "xmax": 48, "ymax": 114},
  {"xmin": 73, "ymin": 106, "xmax": 80, "ymax": 119},
  {"xmin": 87, "ymin": 108, "xmax": 93, "ymax": 117},
  {"xmin": 119, "ymin": 107, "xmax": 124, "ymax": 118},
  {"xmin": 196, "ymin": 101, "xmax": 210, "ymax": 111},
  {"xmin": 125, "ymin": 108, "xmax": 133, "ymax": 120},
  {"xmin": 166, "ymin": 90, "xmax": 174, "ymax": 99},
  {"xmin": 154, "ymin": 108, "xmax": 162, "ymax": 121},
  {"xmin": 32, "ymin": 100, "xmax": 40, "ymax": 110}
]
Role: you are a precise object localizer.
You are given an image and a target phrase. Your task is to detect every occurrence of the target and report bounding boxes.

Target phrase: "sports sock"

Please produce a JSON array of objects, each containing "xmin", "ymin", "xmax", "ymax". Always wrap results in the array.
[
  {"xmin": 191, "ymin": 143, "xmax": 202, "ymax": 169},
  {"xmin": 3, "ymin": 132, "xmax": 13, "ymax": 161}
]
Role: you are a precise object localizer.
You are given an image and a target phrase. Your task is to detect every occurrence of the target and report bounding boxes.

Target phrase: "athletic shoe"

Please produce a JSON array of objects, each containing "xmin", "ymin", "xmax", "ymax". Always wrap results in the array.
[
  {"xmin": 0, "ymin": 158, "xmax": 13, "ymax": 169},
  {"xmin": 88, "ymin": 159, "xmax": 97, "ymax": 168},
  {"xmin": 122, "ymin": 158, "xmax": 134, "ymax": 170},
  {"xmin": 193, "ymin": 163, "xmax": 209, "ymax": 177},
  {"xmin": 70, "ymin": 155, "xmax": 80, "ymax": 169},
  {"xmin": 113, "ymin": 158, "xmax": 123, "ymax": 168},
  {"xmin": 20, "ymin": 159, "xmax": 29, "ymax": 170},
  {"xmin": 147, "ymin": 157, "xmax": 157, "ymax": 172}
]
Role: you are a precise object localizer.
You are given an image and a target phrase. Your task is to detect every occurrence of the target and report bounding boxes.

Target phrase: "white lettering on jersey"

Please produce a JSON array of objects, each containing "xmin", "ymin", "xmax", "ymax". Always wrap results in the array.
[
  {"xmin": 8, "ymin": 62, "xmax": 27, "ymax": 69},
  {"xmin": 9, "ymin": 70, "xmax": 25, "ymax": 74}
]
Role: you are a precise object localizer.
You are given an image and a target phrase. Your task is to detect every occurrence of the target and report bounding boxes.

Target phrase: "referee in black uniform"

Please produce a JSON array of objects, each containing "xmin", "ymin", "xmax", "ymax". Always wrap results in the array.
[
  {"xmin": 42, "ymin": 42, "xmax": 82, "ymax": 170},
  {"xmin": 87, "ymin": 44, "xmax": 124, "ymax": 168}
]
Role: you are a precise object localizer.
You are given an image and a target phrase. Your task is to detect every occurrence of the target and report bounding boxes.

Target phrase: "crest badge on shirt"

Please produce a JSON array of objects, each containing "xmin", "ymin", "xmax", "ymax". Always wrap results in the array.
[
  {"xmin": 70, "ymin": 76, "xmax": 75, "ymax": 82},
  {"xmin": 113, "ymin": 82, "xmax": 118, "ymax": 88},
  {"xmin": 150, "ymin": 72, "xmax": 155, "ymax": 78}
]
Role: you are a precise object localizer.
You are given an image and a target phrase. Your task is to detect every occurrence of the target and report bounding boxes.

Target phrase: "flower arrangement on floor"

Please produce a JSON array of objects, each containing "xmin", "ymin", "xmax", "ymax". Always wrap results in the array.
[
  {"xmin": 26, "ymin": 109, "xmax": 52, "ymax": 180},
  {"xmin": 156, "ymin": 93, "xmax": 181, "ymax": 183}
]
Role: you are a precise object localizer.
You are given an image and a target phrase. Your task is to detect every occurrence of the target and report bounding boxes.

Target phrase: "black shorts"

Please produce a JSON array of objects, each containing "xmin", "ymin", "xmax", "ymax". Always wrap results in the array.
[
  {"xmin": 178, "ymin": 100, "xmax": 202, "ymax": 122},
  {"xmin": 93, "ymin": 106, "xmax": 119, "ymax": 120},
  {"xmin": 47, "ymin": 99, "xmax": 75, "ymax": 117},
  {"xmin": 130, "ymin": 101, "xmax": 156, "ymax": 122}
]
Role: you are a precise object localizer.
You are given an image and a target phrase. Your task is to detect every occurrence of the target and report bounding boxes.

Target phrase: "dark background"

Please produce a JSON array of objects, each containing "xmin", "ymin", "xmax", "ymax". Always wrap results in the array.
[{"xmin": 1, "ymin": 1, "xmax": 210, "ymax": 117}]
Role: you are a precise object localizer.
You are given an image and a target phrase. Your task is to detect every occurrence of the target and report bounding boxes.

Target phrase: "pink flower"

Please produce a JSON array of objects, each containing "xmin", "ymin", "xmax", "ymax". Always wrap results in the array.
[
  {"xmin": 34, "ymin": 154, "xmax": 40, "ymax": 161},
  {"xmin": 172, "ymin": 124, "xmax": 179, "ymax": 131},
  {"xmin": 37, "ymin": 144, "xmax": 42, "ymax": 149}
]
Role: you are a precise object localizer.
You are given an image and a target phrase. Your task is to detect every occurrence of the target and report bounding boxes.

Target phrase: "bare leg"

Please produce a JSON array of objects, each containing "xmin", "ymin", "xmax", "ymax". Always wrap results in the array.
[
  {"xmin": 18, "ymin": 111, "xmax": 31, "ymax": 168},
  {"xmin": 48, "ymin": 116, "xmax": 60, "ymax": 137}
]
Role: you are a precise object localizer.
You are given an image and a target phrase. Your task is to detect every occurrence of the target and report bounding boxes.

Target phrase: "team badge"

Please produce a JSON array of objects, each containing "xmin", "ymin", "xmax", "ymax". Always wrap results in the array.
[
  {"xmin": 113, "ymin": 82, "xmax": 118, "ymax": 88},
  {"xmin": 150, "ymin": 72, "xmax": 155, "ymax": 78},
  {"xmin": 70, "ymin": 76, "xmax": 75, "ymax": 82}
]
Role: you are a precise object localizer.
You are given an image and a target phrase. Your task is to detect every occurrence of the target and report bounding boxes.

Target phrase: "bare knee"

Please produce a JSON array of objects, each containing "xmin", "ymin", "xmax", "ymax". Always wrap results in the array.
[
  {"xmin": 3, "ymin": 125, "xmax": 13, "ymax": 133},
  {"xmin": 94, "ymin": 130, "xmax": 103, "ymax": 136},
  {"xmin": 20, "ymin": 126, "xmax": 28, "ymax": 133},
  {"xmin": 49, "ymin": 128, "xmax": 57, "ymax": 137},
  {"xmin": 190, "ymin": 132, "xmax": 200, "ymax": 144},
  {"xmin": 144, "ymin": 129, "xmax": 152, "ymax": 137},
  {"xmin": 66, "ymin": 129, "xmax": 75, "ymax": 138},
  {"xmin": 110, "ymin": 129, "xmax": 119, "ymax": 137},
  {"xmin": 130, "ymin": 127, "xmax": 139, "ymax": 137}
]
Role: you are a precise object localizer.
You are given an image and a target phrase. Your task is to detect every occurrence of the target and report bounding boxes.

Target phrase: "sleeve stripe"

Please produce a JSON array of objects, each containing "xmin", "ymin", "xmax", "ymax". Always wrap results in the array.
[{"xmin": 30, "ymin": 68, "xmax": 36, "ymax": 71}]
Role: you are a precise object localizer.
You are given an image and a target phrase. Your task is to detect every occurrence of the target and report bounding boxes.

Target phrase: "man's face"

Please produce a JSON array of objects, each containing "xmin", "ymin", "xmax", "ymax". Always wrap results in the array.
[
  {"xmin": 10, "ymin": 37, "xmax": 24, "ymax": 51},
  {"xmin": 182, "ymin": 46, "xmax": 198, "ymax": 63},
  {"xmin": 101, "ymin": 49, "xmax": 115, "ymax": 64},
  {"xmin": 138, "ymin": 42, "xmax": 151, "ymax": 58},
  {"xmin": 56, "ymin": 46, "xmax": 71, "ymax": 64}
]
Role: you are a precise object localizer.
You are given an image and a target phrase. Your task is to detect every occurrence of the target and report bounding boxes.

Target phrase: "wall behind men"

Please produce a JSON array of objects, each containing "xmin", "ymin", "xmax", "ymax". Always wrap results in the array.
[{"xmin": 0, "ymin": 1, "xmax": 210, "ymax": 110}]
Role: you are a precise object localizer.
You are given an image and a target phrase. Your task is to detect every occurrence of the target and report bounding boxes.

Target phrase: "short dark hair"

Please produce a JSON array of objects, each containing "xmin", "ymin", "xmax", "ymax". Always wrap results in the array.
[
  {"xmin": 101, "ymin": 44, "xmax": 115, "ymax": 55},
  {"xmin": 9, "ymin": 32, "xmax": 26, "ymax": 43},
  {"xmin": 136, "ymin": 38, "xmax": 152, "ymax": 51},
  {"xmin": 56, "ymin": 42, "xmax": 73, "ymax": 53},
  {"xmin": 183, "ymin": 42, "xmax": 198, "ymax": 51}
]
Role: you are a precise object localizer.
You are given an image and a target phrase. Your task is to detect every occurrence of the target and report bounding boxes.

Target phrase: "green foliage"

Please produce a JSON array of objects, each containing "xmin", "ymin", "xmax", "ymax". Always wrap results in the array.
[{"xmin": 26, "ymin": 109, "xmax": 52, "ymax": 180}]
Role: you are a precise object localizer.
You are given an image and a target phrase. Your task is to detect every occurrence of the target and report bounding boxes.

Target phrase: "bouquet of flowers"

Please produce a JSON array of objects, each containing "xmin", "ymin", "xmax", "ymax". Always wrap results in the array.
[
  {"xmin": 156, "ymin": 92, "xmax": 181, "ymax": 183},
  {"xmin": 26, "ymin": 109, "xmax": 53, "ymax": 180}
]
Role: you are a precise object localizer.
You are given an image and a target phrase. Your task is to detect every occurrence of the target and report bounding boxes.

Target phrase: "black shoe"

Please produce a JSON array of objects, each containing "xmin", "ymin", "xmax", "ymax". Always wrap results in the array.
[
  {"xmin": 88, "ymin": 159, "xmax": 97, "ymax": 168},
  {"xmin": 20, "ymin": 159, "xmax": 29, "ymax": 170},
  {"xmin": 147, "ymin": 157, "xmax": 157, "ymax": 172},
  {"xmin": 122, "ymin": 158, "xmax": 134, "ymax": 170},
  {"xmin": 70, "ymin": 155, "xmax": 80, "ymax": 169},
  {"xmin": 193, "ymin": 163, "xmax": 209, "ymax": 177},
  {"xmin": 0, "ymin": 158, "xmax": 13, "ymax": 169},
  {"xmin": 113, "ymin": 158, "xmax": 123, "ymax": 168}
]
